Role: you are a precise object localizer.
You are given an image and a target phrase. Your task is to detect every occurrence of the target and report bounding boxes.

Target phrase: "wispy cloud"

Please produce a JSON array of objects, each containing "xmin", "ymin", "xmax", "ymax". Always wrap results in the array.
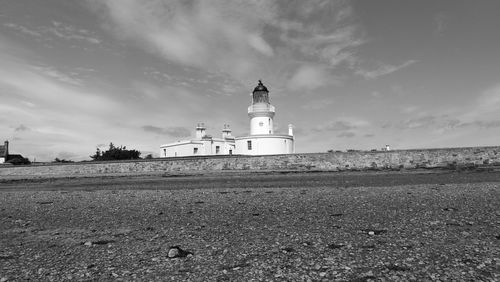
[
  {"xmin": 433, "ymin": 12, "xmax": 450, "ymax": 36},
  {"xmin": 142, "ymin": 125, "xmax": 191, "ymax": 138},
  {"xmin": 313, "ymin": 119, "xmax": 369, "ymax": 132},
  {"xmin": 48, "ymin": 21, "xmax": 101, "ymax": 44},
  {"xmin": 14, "ymin": 124, "xmax": 31, "ymax": 132},
  {"xmin": 3, "ymin": 21, "xmax": 101, "ymax": 45},
  {"xmin": 301, "ymin": 97, "xmax": 335, "ymax": 110},
  {"xmin": 337, "ymin": 131, "xmax": 355, "ymax": 138},
  {"xmin": 31, "ymin": 65, "xmax": 83, "ymax": 86},
  {"xmin": 355, "ymin": 60, "xmax": 417, "ymax": 79},
  {"xmin": 3, "ymin": 23, "xmax": 41, "ymax": 36}
]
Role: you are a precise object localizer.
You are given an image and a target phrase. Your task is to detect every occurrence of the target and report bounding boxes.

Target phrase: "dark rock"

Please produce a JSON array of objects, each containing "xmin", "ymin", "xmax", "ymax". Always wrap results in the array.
[
  {"xmin": 92, "ymin": 240, "xmax": 115, "ymax": 245},
  {"xmin": 167, "ymin": 246, "xmax": 193, "ymax": 258},
  {"xmin": 36, "ymin": 201, "xmax": 54, "ymax": 205},
  {"xmin": 327, "ymin": 243, "xmax": 344, "ymax": 249},
  {"xmin": 386, "ymin": 264, "xmax": 410, "ymax": 271}
]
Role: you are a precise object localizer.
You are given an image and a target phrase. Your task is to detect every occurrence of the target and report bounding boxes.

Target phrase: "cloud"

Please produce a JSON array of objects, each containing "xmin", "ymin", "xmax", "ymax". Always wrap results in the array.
[
  {"xmin": 142, "ymin": 125, "xmax": 191, "ymax": 137},
  {"xmin": 3, "ymin": 23, "xmax": 41, "ymax": 37},
  {"xmin": 14, "ymin": 124, "xmax": 30, "ymax": 132},
  {"xmin": 301, "ymin": 97, "xmax": 334, "ymax": 110},
  {"xmin": 458, "ymin": 84, "xmax": 500, "ymax": 127},
  {"xmin": 3, "ymin": 21, "xmax": 101, "ymax": 44},
  {"xmin": 287, "ymin": 65, "xmax": 334, "ymax": 91},
  {"xmin": 433, "ymin": 12, "xmax": 450, "ymax": 36},
  {"xmin": 87, "ymin": 0, "xmax": 366, "ymax": 86},
  {"xmin": 355, "ymin": 60, "xmax": 417, "ymax": 79},
  {"xmin": 313, "ymin": 119, "xmax": 369, "ymax": 132},
  {"xmin": 88, "ymin": 0, "xmax": 276, "ymax": 82},
  {"xmin": 31, "ymin": 65, "xmax": 83, "ymax": 86},
  {"xmin": 337, "ymin": 132, "xmax": 355, "ymax": 138},
  {"xmin": 276, "ymin": 1, "xmax": 364, "ymax": 68},
  {"xmin": 47, "ymin": 21, "xmax": 101, "ymax": 44},
  {"xmin": 248, "ymin": 33, "xmax": 274, "ymax": 56}
]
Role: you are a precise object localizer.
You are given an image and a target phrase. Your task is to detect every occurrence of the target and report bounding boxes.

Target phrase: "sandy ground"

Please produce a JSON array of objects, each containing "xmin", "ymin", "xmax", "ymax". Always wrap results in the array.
[{"xmin": 0, "ymin": 170, "xmax": 499, "ymax": 281}]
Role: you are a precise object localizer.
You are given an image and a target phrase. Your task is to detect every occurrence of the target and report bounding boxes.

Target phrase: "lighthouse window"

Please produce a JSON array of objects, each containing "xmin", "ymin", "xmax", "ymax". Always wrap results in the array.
[{"xmin": 247, "ymin": 140, "xmax": 252, "ymax": 150}]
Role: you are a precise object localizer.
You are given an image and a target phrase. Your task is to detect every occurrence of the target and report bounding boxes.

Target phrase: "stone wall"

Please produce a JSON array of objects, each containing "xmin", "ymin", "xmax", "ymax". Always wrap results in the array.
[{"xmin": 1, "ymin": 146, "xmax": 499, "ymax": 179}]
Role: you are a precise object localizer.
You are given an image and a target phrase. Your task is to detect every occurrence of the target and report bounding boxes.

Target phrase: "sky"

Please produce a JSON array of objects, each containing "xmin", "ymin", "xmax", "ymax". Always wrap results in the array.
[{"xmin": 1, "ymin": 0, "xmax": 500, "ymax": 162}]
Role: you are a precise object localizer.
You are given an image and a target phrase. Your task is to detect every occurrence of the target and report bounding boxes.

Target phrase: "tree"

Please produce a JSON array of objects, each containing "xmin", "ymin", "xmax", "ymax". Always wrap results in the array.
[
  {"xmin": 7, "ymin": 157, "xmax": 31, "ymax": 165},
  {"xmin": 53, "ymin": 158, "xmax": 74, "ymax": 163},
  {"xmin": 90, "ymin": 142, "xmax": 141, "ymax": 161}
]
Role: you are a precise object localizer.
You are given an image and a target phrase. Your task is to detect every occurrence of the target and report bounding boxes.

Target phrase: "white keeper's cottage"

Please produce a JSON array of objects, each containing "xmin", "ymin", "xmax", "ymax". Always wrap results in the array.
[{"xmin": 159, "ymin": 80, "xmax": 294, "ymax": 157}]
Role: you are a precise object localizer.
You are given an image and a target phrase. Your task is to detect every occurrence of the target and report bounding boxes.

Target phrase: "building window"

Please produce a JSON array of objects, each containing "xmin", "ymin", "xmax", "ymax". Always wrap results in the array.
[
  {"xmin": 247, "ymin": 140, "xmax": 252, "ymax": 150},
  {"xmin": 164, "ymin": 149, "xmax": 167, "ymax": 157},
  {"xmin": 216, "ymin": 146, "xmax": 220, "ymax": 154},
  {"xmin": 193, "ymin": 148, "xmax": 198, "ymax": 154},
  {"xmin": 229, "ymin": 149, "xmax": 232, "ymax": 155}
]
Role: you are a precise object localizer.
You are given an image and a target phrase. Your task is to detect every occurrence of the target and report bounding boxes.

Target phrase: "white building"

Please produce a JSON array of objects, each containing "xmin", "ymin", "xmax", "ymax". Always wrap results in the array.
[
  {"xmin": 160, "ymin": 123, "xmax": 235, "ymax": 157},
  {"xmin": 159, "ymin": 80, "xmax": 294, "ymax": 157},
  {"xmin": 0, "ymin": 141, "xmax": 7, "ymax": 164},
  {"xmin": 235, "ymin": 80, "xmax": 294, "ymax": 155}
]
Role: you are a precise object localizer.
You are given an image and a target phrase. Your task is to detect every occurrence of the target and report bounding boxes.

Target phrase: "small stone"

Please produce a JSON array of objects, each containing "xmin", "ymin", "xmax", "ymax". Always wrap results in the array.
[
  {"xmin": 1, "ymin": 277, "xmax": 9, "ymax": 282},
  {"xmin": 167, "ymin": 248, "xmax": 180, "ymax": 258},
  {"xmin": 319, "ymin": 272, "xmax": 327, "ymax": 277},
  {"xmin": 368, "ymin": 231, "xmax": 375, "ymax": 236},
  {"xmin": 111, "ymin": 273, "xmax": 119, "ymax": 277},
  {"xmin": 84, "ymin": 241, "xmax": 92, "ymax": 247}
]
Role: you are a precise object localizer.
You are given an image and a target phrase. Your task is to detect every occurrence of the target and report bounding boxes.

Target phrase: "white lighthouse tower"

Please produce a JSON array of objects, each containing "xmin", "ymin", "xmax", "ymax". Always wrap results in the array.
[
  {"xmin": 235, "ymin": 80, "xmax": 294, "ymax": 155},
  {"xmin": 249, "ymin": 80, "xmax": 275, "ymax": 135}
]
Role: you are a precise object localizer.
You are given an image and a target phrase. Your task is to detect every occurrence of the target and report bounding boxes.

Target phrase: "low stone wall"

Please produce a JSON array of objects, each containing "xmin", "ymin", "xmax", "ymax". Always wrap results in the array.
[{"xmin": 1, "ymin": 146, "xmax": 499, "ymax": 179}]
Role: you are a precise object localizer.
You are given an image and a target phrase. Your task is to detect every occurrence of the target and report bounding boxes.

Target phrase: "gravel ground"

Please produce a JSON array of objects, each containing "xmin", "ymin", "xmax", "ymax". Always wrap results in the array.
[{"xmin": 1, "ymin": 170, "xmax": 499, "ymax": 281}]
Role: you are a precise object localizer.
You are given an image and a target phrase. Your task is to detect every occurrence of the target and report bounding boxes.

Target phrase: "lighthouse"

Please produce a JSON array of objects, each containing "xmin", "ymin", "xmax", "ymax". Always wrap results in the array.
[
  {"xmin": 249, "ymin": 80, "xmax": 275, "ymax": 135},
  {"xmin": 160, "ymin": 80, "xmax": 295, "ymax": 157},
  {"xmin": 235, "ymin": 80, "xmax": 294, "ymax": 155}
]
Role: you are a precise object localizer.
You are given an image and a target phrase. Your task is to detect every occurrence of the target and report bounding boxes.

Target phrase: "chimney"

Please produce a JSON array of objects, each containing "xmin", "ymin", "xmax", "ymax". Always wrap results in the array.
[
  {"xmin": 195, "ymin": 123, "xmax": 206, "ymax": 139},
  {"xmin": 288, "ymin": 124, "xmax": 294, "ymax": 136},
  {"xmin": 222, "ymin": 124, "xmax": 232, "ymax": 139},
  {"xmin": 4, "ymin": 140, "xmax": 8, "ymax": 158}
]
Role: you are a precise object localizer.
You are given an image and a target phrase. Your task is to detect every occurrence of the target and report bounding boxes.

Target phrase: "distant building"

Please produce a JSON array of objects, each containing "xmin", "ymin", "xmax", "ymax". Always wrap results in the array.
[
  {"xmin": 0, "ymin": 140, "xmax": 26, "ymax": 164},
  {"xmin": 0, "ymin": 141, "xmax": 8, "ymax": 163},
  {"xmin": 159, "ymin": 80, "xmax": 295, "ymax": 157},
  {"xmin": 160, "ymin": 123, "xmax": 235, "ymax": 157}
]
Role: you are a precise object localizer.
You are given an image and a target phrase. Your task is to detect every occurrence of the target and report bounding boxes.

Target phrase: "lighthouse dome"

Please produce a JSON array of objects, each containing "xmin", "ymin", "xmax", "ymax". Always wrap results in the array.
[{"xmin": 253, "ymin": 80, "xmax": 268, "ymax": 92}]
